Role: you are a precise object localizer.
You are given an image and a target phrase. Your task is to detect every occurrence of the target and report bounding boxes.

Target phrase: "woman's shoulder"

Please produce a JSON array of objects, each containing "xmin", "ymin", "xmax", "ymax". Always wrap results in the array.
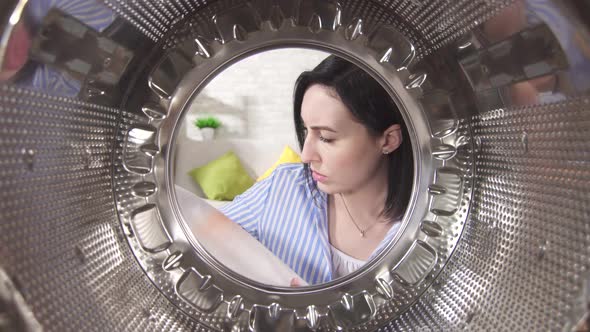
[
  {"xmin": 270, "ymin": 162, "xmax": 306, "ymax": 179},
  {"xmin": 261, "ymin": 163, "xmax": 308, "ymax": 191}
]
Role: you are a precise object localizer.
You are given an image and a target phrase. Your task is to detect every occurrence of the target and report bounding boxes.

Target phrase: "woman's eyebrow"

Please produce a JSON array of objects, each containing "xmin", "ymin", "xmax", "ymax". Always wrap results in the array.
[{"xmin": 308, "ymin": 125, "xmax": 337, "ymax": 133}]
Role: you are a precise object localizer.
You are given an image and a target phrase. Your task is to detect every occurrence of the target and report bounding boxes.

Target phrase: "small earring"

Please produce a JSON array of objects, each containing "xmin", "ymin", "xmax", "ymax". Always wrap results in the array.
[{"xmin": 382, "ymin": 150, "xmax": 390, "ymax": 154}]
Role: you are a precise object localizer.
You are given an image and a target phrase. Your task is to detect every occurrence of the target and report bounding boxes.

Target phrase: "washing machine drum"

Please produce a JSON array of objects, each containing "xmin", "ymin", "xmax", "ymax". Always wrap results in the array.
[{"xmin": 0, "ymin": 0, "xmax": 589, "ymax": 331}]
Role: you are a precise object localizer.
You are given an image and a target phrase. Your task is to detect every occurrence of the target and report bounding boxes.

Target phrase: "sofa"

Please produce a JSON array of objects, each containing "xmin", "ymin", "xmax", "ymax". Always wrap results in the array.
[{"xmin": 174, "ymin": 137, "xmax": 300, "ymax": 208}]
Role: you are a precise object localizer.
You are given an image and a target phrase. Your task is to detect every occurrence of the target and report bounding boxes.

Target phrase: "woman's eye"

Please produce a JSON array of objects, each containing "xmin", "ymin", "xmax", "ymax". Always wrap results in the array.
[{"xmin": 319, "ymin": 135, "xmax": 333, "ymax": 143}]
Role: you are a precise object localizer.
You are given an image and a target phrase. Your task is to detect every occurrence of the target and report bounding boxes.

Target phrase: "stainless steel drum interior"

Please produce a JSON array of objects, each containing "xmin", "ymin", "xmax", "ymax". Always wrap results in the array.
[{"xmin": 1, "ymin": 0, "xmax": 589, "ymax": 331}]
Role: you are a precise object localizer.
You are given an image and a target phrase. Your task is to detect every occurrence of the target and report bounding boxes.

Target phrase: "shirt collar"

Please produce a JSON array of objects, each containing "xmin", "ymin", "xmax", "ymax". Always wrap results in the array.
[
  {"xmin": 295, "ymin": 167, "xmax": 332, "ymax": 280},
  {"xmin": 295, "ymin": 165, "xmax": 327, "ymax": 205}
]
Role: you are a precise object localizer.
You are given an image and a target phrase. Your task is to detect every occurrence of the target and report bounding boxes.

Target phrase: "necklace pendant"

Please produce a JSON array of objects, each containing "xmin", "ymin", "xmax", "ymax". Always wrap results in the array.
[{"xmin": 360, "ymin": 231, "xmax": 365, "ymax": 237}]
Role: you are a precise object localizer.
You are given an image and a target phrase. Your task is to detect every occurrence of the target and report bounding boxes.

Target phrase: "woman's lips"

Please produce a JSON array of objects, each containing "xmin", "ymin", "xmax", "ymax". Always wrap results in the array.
[{"xmin": 311, "ymin": 170, "xmax": 327, "ymax": 182}]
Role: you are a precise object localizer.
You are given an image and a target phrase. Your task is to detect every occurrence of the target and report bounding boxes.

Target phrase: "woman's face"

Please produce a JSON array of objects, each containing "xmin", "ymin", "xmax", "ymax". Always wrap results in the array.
[{"xmin": 300, "ymin": 84, "xmax": 396, "ymax": 194}]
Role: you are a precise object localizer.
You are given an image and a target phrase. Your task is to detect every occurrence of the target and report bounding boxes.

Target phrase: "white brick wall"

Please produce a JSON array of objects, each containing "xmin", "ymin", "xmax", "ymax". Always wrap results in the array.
[{"xmin": 182, "ymin": 48, "xmax": 329, "ymax": 143}]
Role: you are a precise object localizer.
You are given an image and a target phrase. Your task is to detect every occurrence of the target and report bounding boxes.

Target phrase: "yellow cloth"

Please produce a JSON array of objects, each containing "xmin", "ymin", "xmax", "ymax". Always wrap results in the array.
[{"xmin": 257, "ymin": 146, "xmax": 302, "ymax": 181}]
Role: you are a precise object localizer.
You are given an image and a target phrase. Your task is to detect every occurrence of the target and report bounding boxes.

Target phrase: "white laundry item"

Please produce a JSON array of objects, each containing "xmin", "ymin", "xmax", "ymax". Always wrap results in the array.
[{"xmin": 175, "ymin": 185, "xmax": 307, "ymax": 287}]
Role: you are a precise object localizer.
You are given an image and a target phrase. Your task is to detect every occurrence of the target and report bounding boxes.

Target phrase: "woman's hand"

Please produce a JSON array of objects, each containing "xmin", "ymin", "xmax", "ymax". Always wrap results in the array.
[{"xmin": 290, "ymin": 277, "xmax": 302, "ymax": 287}]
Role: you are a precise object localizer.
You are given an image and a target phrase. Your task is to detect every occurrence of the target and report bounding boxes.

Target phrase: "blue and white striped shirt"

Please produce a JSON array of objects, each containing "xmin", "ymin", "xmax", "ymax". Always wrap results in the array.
[{"xmin": 219, "ymin": 163, "xmax": 400, "ymax": 285}]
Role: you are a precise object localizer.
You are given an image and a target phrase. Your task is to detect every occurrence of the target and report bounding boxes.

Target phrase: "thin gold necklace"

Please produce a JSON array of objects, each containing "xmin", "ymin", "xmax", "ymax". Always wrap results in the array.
[{"xmin": 339, "ymin": 193, "xmax": 379, "ymax": 238}]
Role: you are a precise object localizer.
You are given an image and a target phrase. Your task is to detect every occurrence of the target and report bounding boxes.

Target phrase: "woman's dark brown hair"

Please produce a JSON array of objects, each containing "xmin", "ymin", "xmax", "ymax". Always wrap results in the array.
[{"xmin": 293, "ymin": 55, "xmax": 413, "ymax": 221}]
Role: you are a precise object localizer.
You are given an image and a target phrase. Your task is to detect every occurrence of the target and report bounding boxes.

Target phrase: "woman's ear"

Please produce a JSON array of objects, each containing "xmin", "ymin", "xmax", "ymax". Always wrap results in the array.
[{"xmin": 380, "ymin": 124, "xmax": 402, "ymax": 155}]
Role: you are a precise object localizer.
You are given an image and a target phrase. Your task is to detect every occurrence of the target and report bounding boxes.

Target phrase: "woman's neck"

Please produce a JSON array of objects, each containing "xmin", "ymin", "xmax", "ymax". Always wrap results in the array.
[{"xmin": 338, "ymin": 161, "xmax": 389, "ymax": 220}]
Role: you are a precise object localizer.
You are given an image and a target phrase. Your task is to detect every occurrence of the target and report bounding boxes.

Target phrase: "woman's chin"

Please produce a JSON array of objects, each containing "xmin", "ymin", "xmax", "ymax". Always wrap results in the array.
[{"xmin": 316, "ymin": 182, "xmax": 337, "ymax": 194}]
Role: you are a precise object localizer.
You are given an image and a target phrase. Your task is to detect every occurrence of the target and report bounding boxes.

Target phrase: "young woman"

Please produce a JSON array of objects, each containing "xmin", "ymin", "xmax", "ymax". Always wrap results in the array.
[{"xmin": 205, "ymin": 55, "xmax": 413, "ymax": 285}]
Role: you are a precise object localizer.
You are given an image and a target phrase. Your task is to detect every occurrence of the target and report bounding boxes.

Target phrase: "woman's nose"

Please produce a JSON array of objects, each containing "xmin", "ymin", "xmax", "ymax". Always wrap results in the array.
[{"xmin": 300, "ymin": 136, "xmax": 318, "ymax": 164}]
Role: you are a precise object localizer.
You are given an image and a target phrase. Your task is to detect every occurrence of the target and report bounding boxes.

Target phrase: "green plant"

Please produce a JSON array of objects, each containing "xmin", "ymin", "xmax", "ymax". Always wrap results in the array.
[{"xmin": 194, "ymin": 116, "xmax": 221, "ymax": 129}]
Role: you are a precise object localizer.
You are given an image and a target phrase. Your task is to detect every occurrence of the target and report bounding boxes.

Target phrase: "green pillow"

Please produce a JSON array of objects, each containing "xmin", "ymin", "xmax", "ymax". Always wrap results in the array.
[{"xmin": 188, "ymin": 151, "xmax": 255, "ymax": 201}]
